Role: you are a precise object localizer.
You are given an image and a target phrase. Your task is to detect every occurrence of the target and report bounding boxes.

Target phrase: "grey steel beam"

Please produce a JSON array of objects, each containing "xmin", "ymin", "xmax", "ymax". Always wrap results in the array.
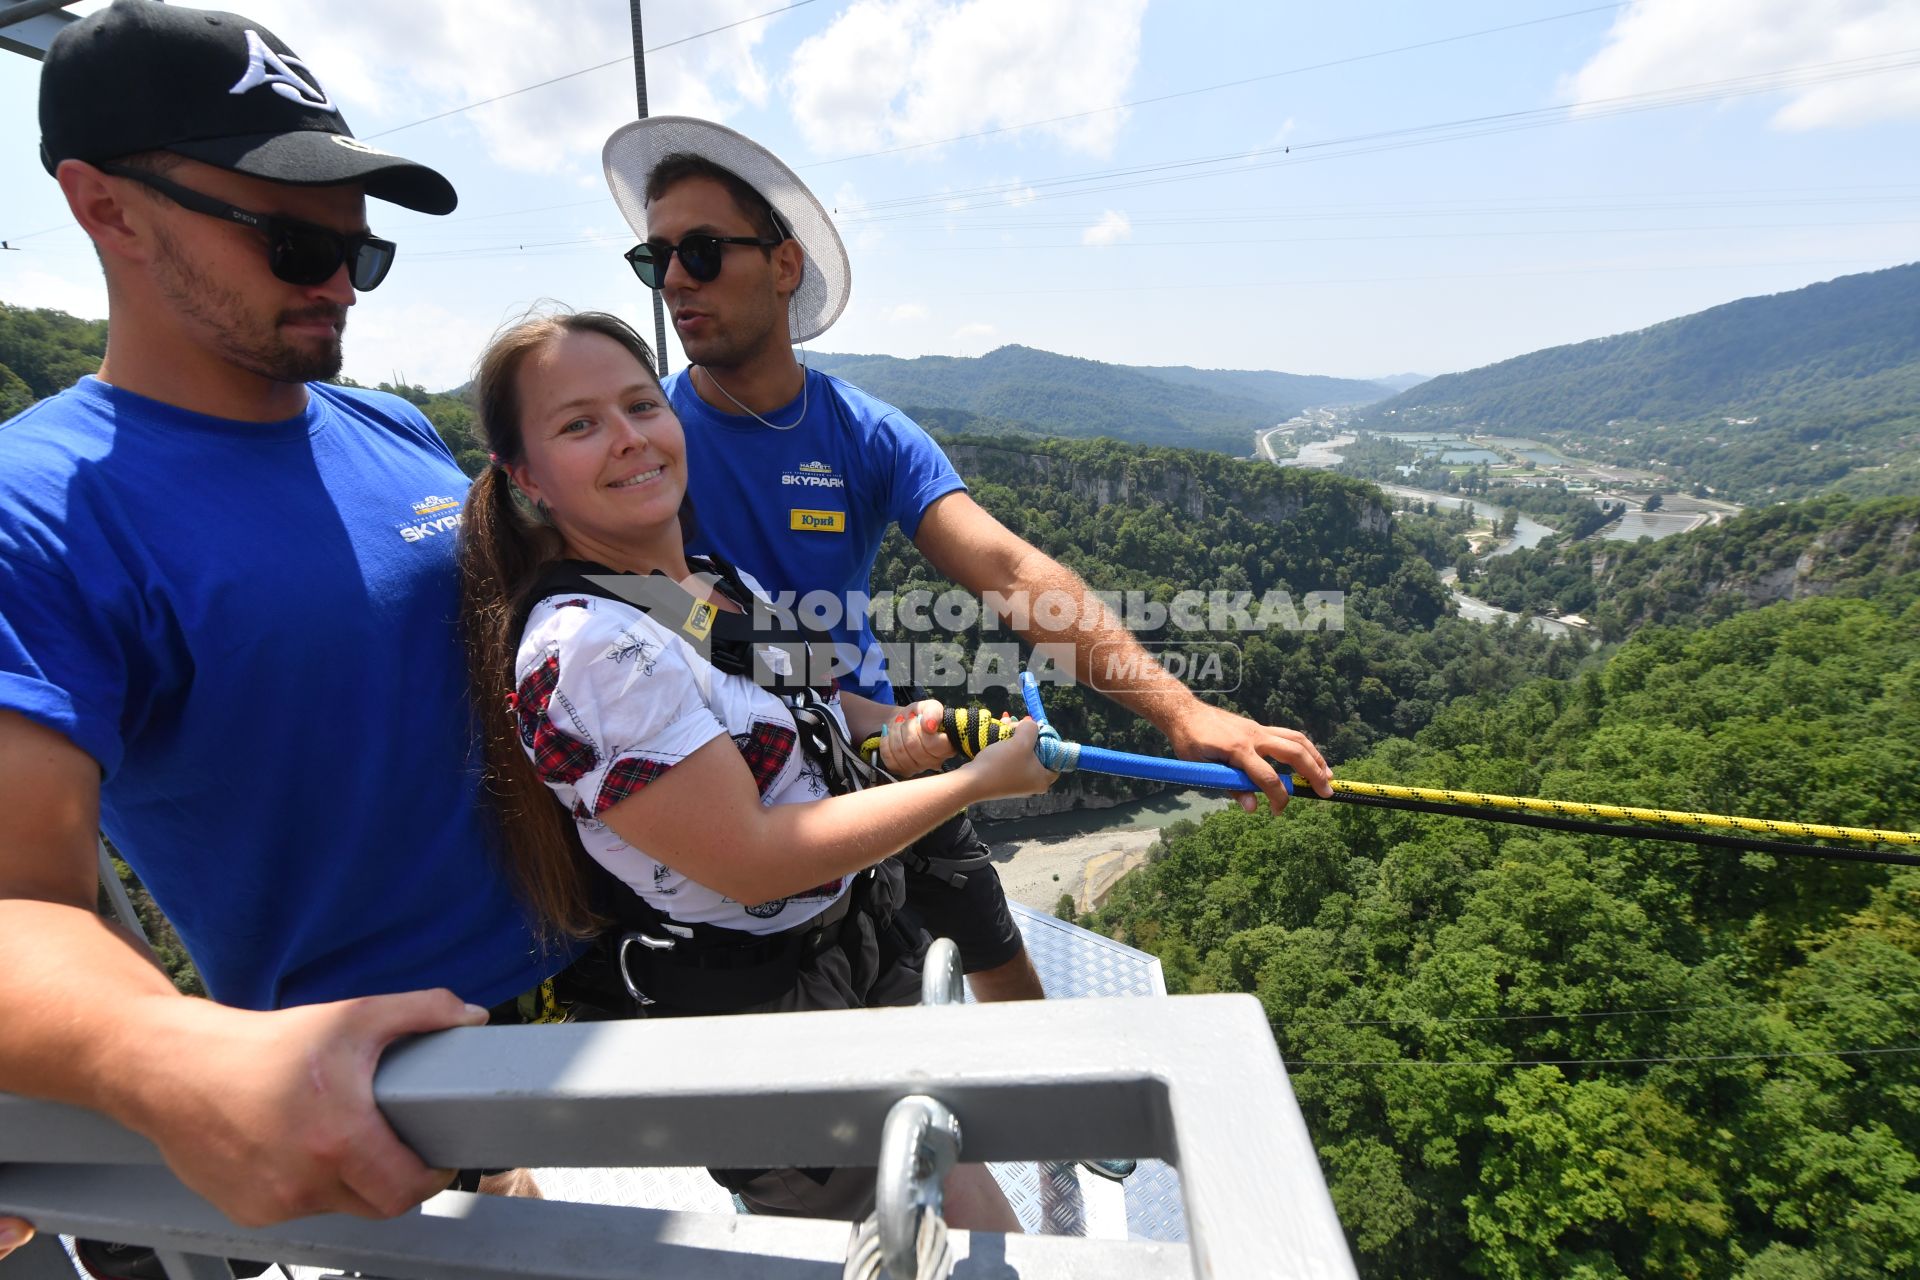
[
  {"xmin": 0, "ymin": 996, "xmax": 1356, "ymax": 1278},
  {"xmin": 0, "ymin": 1165, "xmax": 1195, "ymax": 1280},
  {"xmin": 0, "ymin": 0, "xmax": 76, "ymax": 60}
]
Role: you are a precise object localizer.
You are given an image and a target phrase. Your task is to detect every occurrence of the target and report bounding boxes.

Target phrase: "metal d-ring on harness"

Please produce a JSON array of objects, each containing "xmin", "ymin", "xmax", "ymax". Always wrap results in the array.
[{"xmin": 844, "ymin": 939, "xmax": 968, "ymax": 1280}]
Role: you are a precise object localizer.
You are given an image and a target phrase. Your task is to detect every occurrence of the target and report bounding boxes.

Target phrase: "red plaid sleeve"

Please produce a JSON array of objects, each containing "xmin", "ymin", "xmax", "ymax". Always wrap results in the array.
[
  {"xmin": 731, "ymin": 720, "xmax": 796, "ymax": 799},
  {"xmin": 514, "ymin": 653, "xmax": 598, "ymax": 787},
  {"xmin": 596, "ymin": 755, "xmax": 677, "ymax": 815}
]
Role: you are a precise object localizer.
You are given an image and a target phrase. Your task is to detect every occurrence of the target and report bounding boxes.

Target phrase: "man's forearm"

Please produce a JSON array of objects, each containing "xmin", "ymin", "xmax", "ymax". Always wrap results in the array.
[
  {"xmin": 0, "ymin": 898, "xmax": 187, "ymax": 1122},
  {"xmin": 993, "ymin": 545, "xmax": 1203, "ymax": 735}
]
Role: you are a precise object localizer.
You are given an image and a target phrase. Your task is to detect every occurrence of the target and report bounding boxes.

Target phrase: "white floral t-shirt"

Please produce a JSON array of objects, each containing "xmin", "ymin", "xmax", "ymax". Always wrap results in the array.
[{"xmin": 512, "ymin": 562, "xmax": 849, "ymax": 934}]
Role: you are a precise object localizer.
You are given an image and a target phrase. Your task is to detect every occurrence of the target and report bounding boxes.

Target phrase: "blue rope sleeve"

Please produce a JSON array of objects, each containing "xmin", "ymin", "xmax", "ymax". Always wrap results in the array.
[
  {"xmin": 1016, "ymin": 674, "xmax": 1293, "ymax": 794},
  {"xmin": 1069, "ymin": 744, "xmax": 1292, "ymax": 794},
  {"xmin": 1020, "ymin": 673, "xmax": 1051, "ymax": 726}
]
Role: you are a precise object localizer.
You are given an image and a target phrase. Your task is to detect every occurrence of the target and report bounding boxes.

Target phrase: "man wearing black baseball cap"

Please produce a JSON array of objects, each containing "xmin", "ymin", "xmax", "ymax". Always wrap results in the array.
[
  {"xmin": 38, "ymin": 0, "xmax": 455, "ymax": 214},
  {"xmin": 0, "ymin": 1, "xmax": 562, "ymax": 1257}
]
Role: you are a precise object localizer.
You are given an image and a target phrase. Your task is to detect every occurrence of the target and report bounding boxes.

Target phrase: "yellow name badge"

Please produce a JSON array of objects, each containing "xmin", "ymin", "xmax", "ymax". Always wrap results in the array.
[
  {"xmin": 683, "ymin": 598, "xmax": 718, "ymax": 641},
  {"xmin": 790, "ymin": 508, "xmax": 846, "ymax": 533}
]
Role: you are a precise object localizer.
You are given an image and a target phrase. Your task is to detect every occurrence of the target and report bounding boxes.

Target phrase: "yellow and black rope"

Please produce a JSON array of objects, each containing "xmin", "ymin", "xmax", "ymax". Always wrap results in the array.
[{"xmin": 854, "ymin": 703, "xmax": 1920, "ymax": 866}]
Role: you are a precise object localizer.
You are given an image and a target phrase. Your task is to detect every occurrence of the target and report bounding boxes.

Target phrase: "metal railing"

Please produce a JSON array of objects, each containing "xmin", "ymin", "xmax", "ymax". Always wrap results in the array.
[
  {"xmin": 0, "ymin": 994, "xmax": 1356, "ymax": 1279},
  {"xmin": 0, "ymin": 0, "xmax": 77, "ymax": 61}
]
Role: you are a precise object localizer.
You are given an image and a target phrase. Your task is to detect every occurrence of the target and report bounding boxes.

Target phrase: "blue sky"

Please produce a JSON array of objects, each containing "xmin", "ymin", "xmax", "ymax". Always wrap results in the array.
[{"xmin": 3, "ymin": 0, "xmax": 1916, "ymax": 392}]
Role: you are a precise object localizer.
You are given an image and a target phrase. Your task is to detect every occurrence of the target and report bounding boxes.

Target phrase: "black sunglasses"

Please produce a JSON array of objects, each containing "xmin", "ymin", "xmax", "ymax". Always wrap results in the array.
[
  {"xmin": 624, "ymin": 233, "xmax": 784, "ymax": 289},
  {"xmin": 99, "ymin": 164, "xmax": 398, "ymax": 292}
]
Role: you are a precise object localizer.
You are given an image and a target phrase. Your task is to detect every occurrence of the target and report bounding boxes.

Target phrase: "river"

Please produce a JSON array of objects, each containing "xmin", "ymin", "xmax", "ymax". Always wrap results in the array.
[
  {"xmin": 1440, "ymin": 569, "xmax": 1577, "ymax": 638},
  {"xmin": 1004, "ymin": 440, "xmax": 1577, "ymax": 907},
  {"xmin": 1275, "ymin": 431, "xmax": 1355, "ymax": 470},
  {"xmin": 978, "ymin": 789, "xmax": 1234, "ymax": 912},
  {"xmin": 1378, "ymin": 484, "xmax": 1554, "ymax": 556}
]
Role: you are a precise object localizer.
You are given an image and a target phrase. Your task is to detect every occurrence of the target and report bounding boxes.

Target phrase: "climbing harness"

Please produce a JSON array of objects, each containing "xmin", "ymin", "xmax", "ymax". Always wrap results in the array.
[
  {"xmin": 512, "ymin": 557, "xmax": 903, "ymax": 1013},
  {"xmin": 888, "ymin": 672, "xmax": 1920, "ymax": 868},
  {"xmin": 509, "ymin": 554, "xmax": 842, "ymax": 692}
]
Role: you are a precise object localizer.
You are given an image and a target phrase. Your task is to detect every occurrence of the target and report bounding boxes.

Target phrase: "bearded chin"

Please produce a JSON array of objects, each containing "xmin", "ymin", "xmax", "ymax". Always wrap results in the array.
[
  {"xmin": 265, "ymin": 310, "xmax": 347, "ymax": 383},
  {"xmin": 284, "ymin": 339, "xmax": 345, "ymax": 383}
]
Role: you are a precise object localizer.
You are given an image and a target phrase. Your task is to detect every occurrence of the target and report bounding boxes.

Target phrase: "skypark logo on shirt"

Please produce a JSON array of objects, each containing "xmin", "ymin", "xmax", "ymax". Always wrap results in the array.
[
  {"xmin": 781, "ymin": 460, "xmax": 845, "ymax": 489},
  {"xmin": 398, "ymin": 495, "xmax": 464, "ymax": 543}
]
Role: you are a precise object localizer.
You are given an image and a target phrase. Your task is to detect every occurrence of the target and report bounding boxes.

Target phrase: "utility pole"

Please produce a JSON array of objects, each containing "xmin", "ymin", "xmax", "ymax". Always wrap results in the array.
[{"xmin": 628, "ymin": 0, "xmax": 670, "ymax": 379}]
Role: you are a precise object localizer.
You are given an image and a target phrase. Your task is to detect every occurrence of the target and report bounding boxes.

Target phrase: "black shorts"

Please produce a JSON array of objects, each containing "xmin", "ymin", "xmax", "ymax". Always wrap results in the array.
[{"xmin": 896, "ymin": 812, "xmax": 1025, "ymax": 974}]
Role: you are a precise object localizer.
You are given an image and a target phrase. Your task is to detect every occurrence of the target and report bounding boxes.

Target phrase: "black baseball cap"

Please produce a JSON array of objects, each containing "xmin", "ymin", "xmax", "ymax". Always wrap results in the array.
[{"xmin": 38, "ymin": 0, "xmax": 456, "ymax": 215}]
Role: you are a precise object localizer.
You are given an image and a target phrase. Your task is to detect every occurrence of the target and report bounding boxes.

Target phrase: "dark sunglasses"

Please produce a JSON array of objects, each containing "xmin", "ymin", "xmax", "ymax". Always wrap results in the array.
[
  {"xmin": 624, "ymin": 233, "xmax": 784, "ymax": 289},
  {"xmin": 99, "ymin": 163, "xmax": 398, "ymax": 292}
]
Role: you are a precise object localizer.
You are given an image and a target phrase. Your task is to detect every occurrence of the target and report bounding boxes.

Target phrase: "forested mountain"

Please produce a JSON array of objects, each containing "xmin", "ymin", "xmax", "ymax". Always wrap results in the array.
[
  {"xmin": 807, "ymin": 344, "xmax": 1378, "ymax": 455},
  {"xmin": 1360, "ymin": 263, "xmax": 1920, "ymax": 501},
  {"xmin": 1090, "ymin": 590, "xmax": 1920, "ymax": 1277},
  {"xmin": 1468, "ymin": 494, "xmax": 1920, "ymax": 636},
  {"xmin": 1372, "ymin": 372, "xmax": 1432, "ymax": 393},
  {"xmin": 1125, "ymin": 363, "xmax": 1394, "ymax": 414},
  {"xmin": 871, "ymin": 434, "xmax": 1590, "ymax": 781}
]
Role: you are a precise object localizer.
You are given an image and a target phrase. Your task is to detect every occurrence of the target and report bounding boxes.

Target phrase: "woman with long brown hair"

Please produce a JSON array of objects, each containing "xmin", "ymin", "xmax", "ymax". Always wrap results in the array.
[{"xmin": 458, "ymin": 309, "xmax": 1051, "ymax": 1224}]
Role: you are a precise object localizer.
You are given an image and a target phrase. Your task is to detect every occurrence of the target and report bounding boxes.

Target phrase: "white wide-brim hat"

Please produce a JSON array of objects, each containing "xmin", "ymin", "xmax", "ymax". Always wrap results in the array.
[{"xmin": 603, "ymin": 116, "xmax": 851, "ymax": 345}]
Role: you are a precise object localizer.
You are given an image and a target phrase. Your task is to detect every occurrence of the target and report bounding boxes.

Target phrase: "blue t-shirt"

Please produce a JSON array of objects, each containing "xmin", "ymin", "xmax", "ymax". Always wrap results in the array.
[
  {"xmin": 670, "ymin": 366, "xmax": 965, "ymax": 703},
  {"xmin": 0, "ymin": 378, "xmax": 560, "ymax": 1011}
]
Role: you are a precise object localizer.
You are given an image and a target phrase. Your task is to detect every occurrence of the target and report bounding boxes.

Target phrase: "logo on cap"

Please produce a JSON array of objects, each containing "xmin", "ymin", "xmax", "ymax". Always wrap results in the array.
[
  {"xmin": 229, "ymin": 29, "xmax": 336, "ymax": 113},
  {"xmin": 331, "ymin": 136, "xmax": 393, "ymax": 157}
]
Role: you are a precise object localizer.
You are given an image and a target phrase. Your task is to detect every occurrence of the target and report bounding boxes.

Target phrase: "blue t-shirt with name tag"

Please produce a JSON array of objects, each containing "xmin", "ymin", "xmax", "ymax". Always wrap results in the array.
[
  {"xmin": 0, "ymin": 377, "xmax": 559, "ymax": 1011},
  {"xmin": 670, "ymin": 366, "xmax": 965, "ymax": 703}
]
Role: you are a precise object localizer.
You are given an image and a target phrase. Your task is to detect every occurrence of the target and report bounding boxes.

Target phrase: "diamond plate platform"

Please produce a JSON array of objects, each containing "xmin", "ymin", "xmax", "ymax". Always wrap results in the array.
[{"xmin": 1003, "ymin": 901, "xmax": 1188, "ymax": 1245}]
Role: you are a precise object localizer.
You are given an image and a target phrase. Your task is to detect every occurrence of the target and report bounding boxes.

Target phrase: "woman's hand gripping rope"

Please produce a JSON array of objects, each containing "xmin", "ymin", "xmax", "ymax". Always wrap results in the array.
[{"xmin": 864, "ymin": 703, "xmax": 1056, "ymax": 800}]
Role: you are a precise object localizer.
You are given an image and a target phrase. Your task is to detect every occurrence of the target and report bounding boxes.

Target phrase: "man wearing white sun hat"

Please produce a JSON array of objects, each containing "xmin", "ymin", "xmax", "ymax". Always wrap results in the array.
[{"xmin": 600, "ymin": 116, "xmax": 1332, "ymax": 1052}]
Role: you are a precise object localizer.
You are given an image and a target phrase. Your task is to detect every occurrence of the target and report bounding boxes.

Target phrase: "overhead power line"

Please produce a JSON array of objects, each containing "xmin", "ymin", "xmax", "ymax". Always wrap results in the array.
[
  {"xmin": 912, "ymin": 219, "xmax": 1920, "ymax": 252},
  {"xmin": 798, "ymin": 2, "xmax": 1627, "ymax": 169},
  {"xmin": 375, "ymin": 219, "xmax": 1916, "ymax": 265},
  {"xmin": 841, "ymin": 50, "xmax": 1920, "ymax": 221},
  {"xmin": 907, "ymin": 256, "xmax": 1910, "ymax": 297},
  {"xmin": 363, "ymin": 0, "xmax": 821, "ymax": 141},
  {"xmin": 365, "ymin": 182, "xmax": 1920, "ymax": 239}
]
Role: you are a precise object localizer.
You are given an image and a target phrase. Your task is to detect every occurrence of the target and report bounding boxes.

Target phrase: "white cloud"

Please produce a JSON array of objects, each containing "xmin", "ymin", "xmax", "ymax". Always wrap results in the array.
[
  {"xmin": 1566, "ymin": 0, "xmax": 1920, "ymax": 130},
  {"xmin": 1081, "ymin": 210, "xmax": 1132, "ymax": 247},
  {"xmin": 243, "ymin": 1, "xmax": 781, "ymax": 176},
  {"xmin": 785, "ymin": 0, "xmax": 1149, "ymax": 157},
  {"xmin": 888, "ymin": 303, "xmax": 931, "ymax": 323}
]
